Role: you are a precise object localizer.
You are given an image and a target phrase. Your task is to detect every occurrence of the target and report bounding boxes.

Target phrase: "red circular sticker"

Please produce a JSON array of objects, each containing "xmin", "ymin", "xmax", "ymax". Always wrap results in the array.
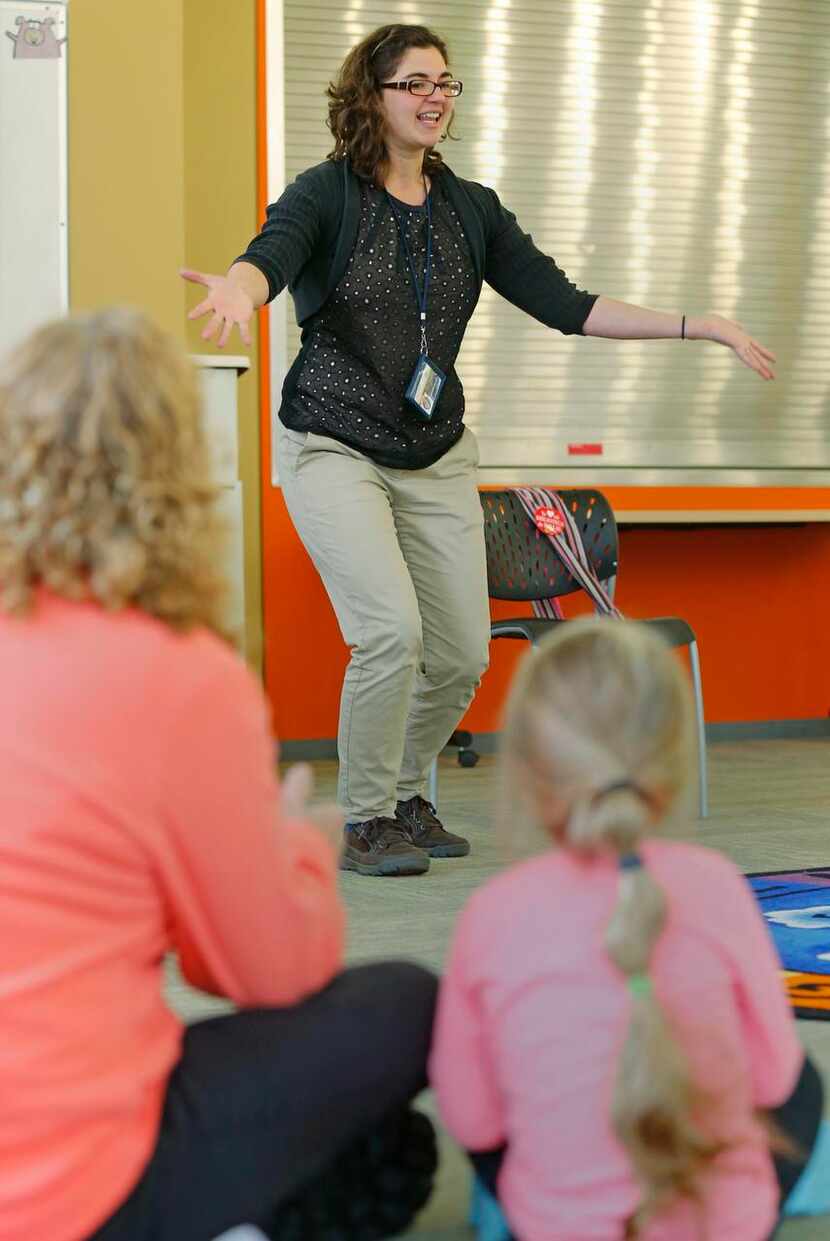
[{"xmin": 533, "ymin": 506, "xmax": 565, "ymax": 537}]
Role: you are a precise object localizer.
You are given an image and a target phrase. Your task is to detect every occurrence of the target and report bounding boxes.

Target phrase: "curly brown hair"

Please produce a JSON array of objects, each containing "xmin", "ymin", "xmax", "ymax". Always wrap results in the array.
[
  {"xmin": 326, "ymin": 24, "xmax": 458, "ymax": 183},
  {"xmin": 0, "ymin": 307, "xmax": 228, "ymax": 635}
]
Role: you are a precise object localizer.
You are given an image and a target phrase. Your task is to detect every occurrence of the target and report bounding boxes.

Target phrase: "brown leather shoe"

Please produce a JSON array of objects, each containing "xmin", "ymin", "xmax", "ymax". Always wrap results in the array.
[
  {"xmin": 341, "ymin": 816, "xmax": 430, "ymax": 877},
  {"xmin": 395, "ymin": 796, "xmax": 471, "ymax": 858}
]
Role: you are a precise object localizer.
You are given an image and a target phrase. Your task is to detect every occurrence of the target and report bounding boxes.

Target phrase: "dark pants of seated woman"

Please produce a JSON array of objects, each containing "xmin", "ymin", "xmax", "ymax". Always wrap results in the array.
[
  {"xmin": 470, "ymin": 1054, "xmax": 824, "ymax": 1241},
  {"xmin": 87, "ymin": 961, "xmax": 438, "ymax": 1241}
]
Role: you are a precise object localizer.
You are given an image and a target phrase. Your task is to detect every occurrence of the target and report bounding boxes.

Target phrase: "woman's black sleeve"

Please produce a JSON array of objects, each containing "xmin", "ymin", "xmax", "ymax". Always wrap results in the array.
[
  {"xmin": 232, "ymin": 176, "xmax": 325, "ymax": 304},
  {"xmin": 481, "ymin": 187, "xmax": 598, "ymax": 335}
]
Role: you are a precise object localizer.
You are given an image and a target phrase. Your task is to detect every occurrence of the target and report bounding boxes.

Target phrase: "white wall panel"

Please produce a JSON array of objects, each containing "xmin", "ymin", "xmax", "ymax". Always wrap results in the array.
[
  {"xmin": 279, "ymin": 0, "xmax": 830, "ymax": 483},
  {"xmin": 0, "ymin": 0, "xmax": 68, "ymax": 361}
]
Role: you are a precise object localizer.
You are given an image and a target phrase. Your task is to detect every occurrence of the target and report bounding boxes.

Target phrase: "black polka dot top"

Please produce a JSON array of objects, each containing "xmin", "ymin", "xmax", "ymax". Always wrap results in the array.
[{"xmin": 280, "ymin": 178, "xmax": 479, "ymax": 470}]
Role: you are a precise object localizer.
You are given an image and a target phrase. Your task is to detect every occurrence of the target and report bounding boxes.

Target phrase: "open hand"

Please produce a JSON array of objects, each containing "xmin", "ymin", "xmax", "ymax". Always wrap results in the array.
[
  {"xmin": 281, "ymin": 763, "xmax": 344, "ymax": 853},
  {"xmin": 180, "ymin": 268, "xmax": 254, "ymax": 349},
  {"xmin": 695, "ymin": 313, "xmax": 776, "ymax": 380}
]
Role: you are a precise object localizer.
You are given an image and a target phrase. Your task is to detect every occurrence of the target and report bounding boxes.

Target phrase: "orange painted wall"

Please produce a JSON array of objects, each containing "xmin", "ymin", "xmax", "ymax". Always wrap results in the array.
[
  {"xmin": 261, "ymin": 493, "xmax": 830, "ymax": 740},
  {"xmin": 255, "ymin": 5, "xmax": 830, "ymax": 742}
]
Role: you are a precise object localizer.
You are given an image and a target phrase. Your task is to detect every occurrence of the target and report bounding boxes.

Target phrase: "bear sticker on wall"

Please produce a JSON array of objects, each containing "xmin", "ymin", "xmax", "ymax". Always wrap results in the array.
[{"xmin": 6, "ymin": 15, "xmax": 66, "ymax": 59}]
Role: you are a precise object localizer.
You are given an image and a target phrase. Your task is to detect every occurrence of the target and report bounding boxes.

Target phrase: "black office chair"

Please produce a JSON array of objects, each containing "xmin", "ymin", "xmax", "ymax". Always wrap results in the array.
[{"xmin": 481, "ymin": 488, "xmax": 708, "ymax": 818}]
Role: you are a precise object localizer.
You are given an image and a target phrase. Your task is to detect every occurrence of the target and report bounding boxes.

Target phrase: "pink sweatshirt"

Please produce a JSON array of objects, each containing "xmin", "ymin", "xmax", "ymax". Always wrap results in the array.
[
  {"xmin": 430, "ymin": 841, "xmax": 802, "ymax": 1241},
  {"xmin": 0, "ymin": 591, "xmax": 345, "ymax": 1241}
]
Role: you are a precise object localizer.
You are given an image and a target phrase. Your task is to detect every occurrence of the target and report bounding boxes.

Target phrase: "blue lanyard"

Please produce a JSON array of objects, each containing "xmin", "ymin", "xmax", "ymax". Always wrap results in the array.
[{"xmin": 386, "ymin": 179, "xmax": 432, "ymax": 355}]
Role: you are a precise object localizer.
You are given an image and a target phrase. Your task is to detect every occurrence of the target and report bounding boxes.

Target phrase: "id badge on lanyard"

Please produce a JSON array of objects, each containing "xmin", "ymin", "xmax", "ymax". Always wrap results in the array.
[
  {"xmin": 387, "ymin": 182, "xmax": 446, "ymax": 419},
  {"xmin": 405, "ymin": 352, "xmax": 446, "ymax": 418}
]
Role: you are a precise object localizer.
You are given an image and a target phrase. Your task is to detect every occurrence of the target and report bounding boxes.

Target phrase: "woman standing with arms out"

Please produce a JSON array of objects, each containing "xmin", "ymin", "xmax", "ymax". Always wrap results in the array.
[{"xmin": 183, "ymin": 24, "xmax": 775, "ymax": 879}]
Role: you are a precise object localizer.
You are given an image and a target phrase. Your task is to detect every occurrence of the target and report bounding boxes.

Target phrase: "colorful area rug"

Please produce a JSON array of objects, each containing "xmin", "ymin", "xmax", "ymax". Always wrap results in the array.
[{"xmin": 748, "ymin": 867, "xmax": 830, "ymax": 1020}]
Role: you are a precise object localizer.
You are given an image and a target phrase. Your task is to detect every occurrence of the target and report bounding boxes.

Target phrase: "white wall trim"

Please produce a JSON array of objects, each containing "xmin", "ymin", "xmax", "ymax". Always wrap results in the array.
[{"xmin": 264, "ymin": 0, "xmax": 287, "ymax": 487}]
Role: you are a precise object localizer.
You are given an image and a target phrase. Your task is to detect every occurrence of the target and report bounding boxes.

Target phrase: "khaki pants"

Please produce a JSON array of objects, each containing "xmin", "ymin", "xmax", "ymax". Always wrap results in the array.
[{"xmin": 279, "ymin": 427, "xmax": 491, "ymax": 822}]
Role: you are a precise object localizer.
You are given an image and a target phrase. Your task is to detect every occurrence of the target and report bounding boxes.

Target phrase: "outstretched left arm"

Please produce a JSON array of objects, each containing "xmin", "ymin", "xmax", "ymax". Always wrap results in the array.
[{"xmin": 583, "ymin": 297, "xmax": 776, "ymax": 381}]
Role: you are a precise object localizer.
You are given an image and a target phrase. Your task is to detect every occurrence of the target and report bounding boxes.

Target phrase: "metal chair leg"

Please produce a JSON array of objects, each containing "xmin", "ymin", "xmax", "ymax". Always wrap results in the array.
[
  {"xmin": 427, "ymin": 755, "xmax": 438, "ymax": 808},
  {"xmin": 688, "ymin": 639, "xmax": 709, "ymax": 819}
]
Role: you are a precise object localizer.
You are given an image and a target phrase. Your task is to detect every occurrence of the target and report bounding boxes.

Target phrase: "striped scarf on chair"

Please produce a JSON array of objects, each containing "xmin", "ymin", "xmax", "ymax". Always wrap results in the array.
[{"xmin": 514, "ymin": 487, "xmax": 623, "ymax": 621}]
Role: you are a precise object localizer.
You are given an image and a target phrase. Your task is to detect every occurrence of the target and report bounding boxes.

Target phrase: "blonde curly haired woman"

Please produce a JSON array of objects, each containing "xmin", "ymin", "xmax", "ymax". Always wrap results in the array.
[{"xmin": 0, "ymin": 308, "xmax": 437, "ymax": 1241}]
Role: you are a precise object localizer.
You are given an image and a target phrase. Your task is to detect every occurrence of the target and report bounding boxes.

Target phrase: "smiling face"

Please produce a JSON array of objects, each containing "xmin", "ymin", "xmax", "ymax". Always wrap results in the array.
[{"xmin": 379, "ymin": 45, "xmax": 456, "ymax": 157}]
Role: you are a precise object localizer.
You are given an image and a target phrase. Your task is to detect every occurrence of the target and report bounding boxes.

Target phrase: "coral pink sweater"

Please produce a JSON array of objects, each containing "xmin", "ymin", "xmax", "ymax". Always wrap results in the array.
[{"xmin": 0, "ymin": 591, "xmax": 345, "ymax": 1241}]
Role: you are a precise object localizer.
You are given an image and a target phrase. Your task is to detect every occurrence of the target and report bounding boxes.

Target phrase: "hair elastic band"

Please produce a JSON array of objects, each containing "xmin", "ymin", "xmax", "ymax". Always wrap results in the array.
[
  {"xmin": 627, "ymin": 974, "xmax": 652, "ymax": 997},
  {"xmin": 619, "ymin": 852, "xmax": 644, "ymax": 871}
]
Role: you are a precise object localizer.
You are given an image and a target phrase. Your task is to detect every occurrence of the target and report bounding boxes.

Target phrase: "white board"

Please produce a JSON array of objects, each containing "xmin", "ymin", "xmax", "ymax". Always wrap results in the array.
[{"xmin": 0, "ymin": 0, "xmax": 67, "ymax": 362}]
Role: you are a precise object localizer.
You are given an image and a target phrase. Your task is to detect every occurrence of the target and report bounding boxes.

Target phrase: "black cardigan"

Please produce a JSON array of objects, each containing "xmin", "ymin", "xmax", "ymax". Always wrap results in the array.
[{"xmin": 235, "ymin": 158, "xmax": 598, "ymax": 338}]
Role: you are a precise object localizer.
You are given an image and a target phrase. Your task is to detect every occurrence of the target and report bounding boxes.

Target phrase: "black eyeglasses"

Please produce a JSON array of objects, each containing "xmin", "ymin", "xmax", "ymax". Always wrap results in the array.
[{"xmin": 381, "ymin": 79, "xmax": 463, "ymax": 98}]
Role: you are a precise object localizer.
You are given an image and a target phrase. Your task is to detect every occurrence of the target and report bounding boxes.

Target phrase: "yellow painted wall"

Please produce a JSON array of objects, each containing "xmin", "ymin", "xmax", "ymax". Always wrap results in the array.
[
  {"xmin": 181, "ymin": 0, "xmax": 263, "ymax": 671},
  {"xmin": 67, "ymin": 1, "xmax": 186, "ymax": 341},
  {"xmin": 67, "ymin": 0, "xmax": 263, "ymax": 668}
]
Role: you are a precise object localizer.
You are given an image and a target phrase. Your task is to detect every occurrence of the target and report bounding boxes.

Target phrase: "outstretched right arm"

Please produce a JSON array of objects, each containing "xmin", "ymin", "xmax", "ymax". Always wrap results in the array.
[
  {"xmin": 180, "ymin": 171, "xmax": 327, "ymax": 349},
  {"xmin": 180, "ymin": 262, "xmax": 269, "ymax": 349}
]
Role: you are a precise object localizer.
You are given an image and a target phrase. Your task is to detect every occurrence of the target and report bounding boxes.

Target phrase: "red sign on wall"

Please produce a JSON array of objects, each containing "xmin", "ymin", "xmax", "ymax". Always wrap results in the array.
[{"xmin": 567, "ymin": 443, "xmax": 603, "ymax": 455}]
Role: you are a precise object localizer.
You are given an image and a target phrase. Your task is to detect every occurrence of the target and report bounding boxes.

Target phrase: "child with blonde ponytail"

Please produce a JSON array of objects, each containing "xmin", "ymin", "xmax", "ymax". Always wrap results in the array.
[{"xmin": 430, "ymin": 619, "xmax": 823, "ymax": 1240}]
